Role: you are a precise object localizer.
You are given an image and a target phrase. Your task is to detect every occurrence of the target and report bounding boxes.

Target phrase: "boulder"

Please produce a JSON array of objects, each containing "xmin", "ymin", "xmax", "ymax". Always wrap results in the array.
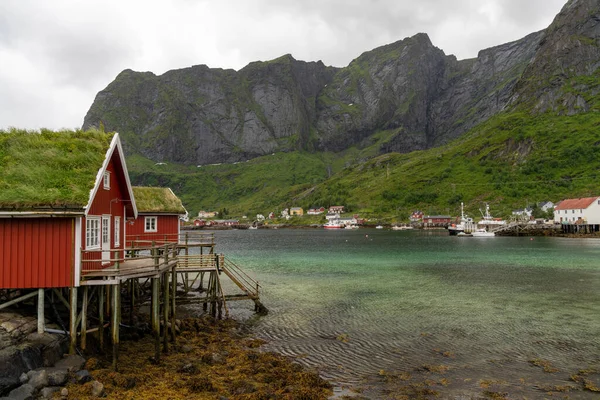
[
  {"xmin": 74, "ymin": 370, "xmax": 92, "ymax": 384},
  {"xmin": 6, "ymin": 383, "xmax": 35, "ymax": 400},
  {"xmin": 26, "ymin": 369, "xmax": 48, "ymax": 390},
  {"xmin": 91, "ymin": 380, "xmax": 105, "ymax": 397},
  {"xmin": 39, "ymin": 386, "xmax": 61, "ymax": 399},
  {"xmin": 54, "ymin": 354, "xmax": 86, "ymax": 372},
  {"xmin": 45, "ymin": 367, "xmax": 68, "ymax": 386}
]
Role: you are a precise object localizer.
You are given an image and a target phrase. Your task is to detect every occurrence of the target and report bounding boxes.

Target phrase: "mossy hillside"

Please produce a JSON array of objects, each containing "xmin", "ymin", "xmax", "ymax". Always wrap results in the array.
[
  {"xmin": 126, "ymin": 107, "xmax": 600, "ymax": 221},
  {"xmin": 0, "ymin": 128, "xmax": 113, "ymax": 210},
  {"xmin": 127, "ymin": 151, "xmax": 343, "ymax": 218},
  {"xmin": 301, "ymin": 110, "xmax": 600, "ymax": 220},
  {"xmin": 126, "ymin": 123, "xmax": 404, "ymax": 218}
]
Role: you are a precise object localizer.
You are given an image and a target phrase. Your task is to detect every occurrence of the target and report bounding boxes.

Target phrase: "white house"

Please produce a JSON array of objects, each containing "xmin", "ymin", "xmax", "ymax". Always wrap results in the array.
[
  {"xmin": 325, "ymin": 212, "xmax": 340, "ymax": 221},
  {"xmin": 538, "ymin": 201, "xmax": 554, "ymax": 212},
  {"xmin": 554, "ymin": 197, "xmax": 600, "ymax": 224}
]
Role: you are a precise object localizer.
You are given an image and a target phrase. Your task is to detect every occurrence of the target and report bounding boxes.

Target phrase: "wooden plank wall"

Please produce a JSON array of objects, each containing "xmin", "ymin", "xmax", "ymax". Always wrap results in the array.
[{"xmin": 0, "ymin": 218, "xmax": 74, "ymax": 289}]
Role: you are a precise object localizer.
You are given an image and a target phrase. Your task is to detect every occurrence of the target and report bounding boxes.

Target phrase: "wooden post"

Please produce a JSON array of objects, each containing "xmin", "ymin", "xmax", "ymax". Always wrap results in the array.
[
  {"xmin": 37, "ymin": 288, "xmax": 45, "ymax": 334},
  {"xmin": 184, "ymin": 233, "xmax": 189, "ymax": 292},
  {"xmin": 162, "ymin": 272, "xmax": 169, "ymax": 353},
  {"xmin": 99, "ymin": 285, "xmax": 105, "ymax": 351},
  {"xmin": 171, "ymin": 267, "xmax": 177, "ymax": 343},
  {"xmin": 129, "ymin": 279, "xmax": 135, "ymax": 325},
  {"xmin": 69, "ymin": 287, "xmax": 78, "ymax": 355},
  {"xmin": 81, "ymin": 286, "xmax": 88, "ymax": 351},
  {"xmin": 111, "ymin": 284, "xmax": 120, "ymax": 371},
  {"xmin": 152, "ymin": 277, "xmax": 160, "ymax": 362}
]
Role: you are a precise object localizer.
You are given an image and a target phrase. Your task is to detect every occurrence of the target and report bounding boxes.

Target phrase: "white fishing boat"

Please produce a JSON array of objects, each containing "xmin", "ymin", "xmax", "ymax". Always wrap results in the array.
[
  {"xmin": 477, "ymin": 204, "xmax": 506, "ymax": 229},
  {"xmin": 375, "ymin": 225, "xmax": 384, "ymax": 229},
  {"xmin": 324, "ymin": 220, "xmax": 344, "ymax": 229},
  {"xmin": 448, "ymin": 202, "xmax": 474, "ymax": 235},
  {"xmin": 471, "ymin": 228, "xmax": 495, "ymax": 237}
]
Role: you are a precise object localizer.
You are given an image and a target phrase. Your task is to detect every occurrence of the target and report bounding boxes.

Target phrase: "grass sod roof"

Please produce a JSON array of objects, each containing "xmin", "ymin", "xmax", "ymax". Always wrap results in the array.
[
  {"xmin": 132, "ymin": 186, "xmax": 186, "ymax": 214},
  {"xmin": 0, "ymin": 128, "xmax": 114, "ymax": 211}
]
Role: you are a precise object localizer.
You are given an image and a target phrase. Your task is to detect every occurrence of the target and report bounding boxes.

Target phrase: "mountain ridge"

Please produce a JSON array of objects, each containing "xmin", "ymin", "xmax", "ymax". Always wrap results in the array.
[{"xmin": 83, "ymin": 0, "xmax": 598, "ymax": 168}]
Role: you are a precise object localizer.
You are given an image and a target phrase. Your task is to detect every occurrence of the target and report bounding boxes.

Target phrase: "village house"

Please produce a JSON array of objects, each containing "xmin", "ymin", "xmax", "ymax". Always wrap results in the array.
[
  {"xmin": 328, "ymin": 206, "xmax": 344, "ymax": 214},
  {"xmin": 423, "ymin": 215, "xmax": 452, "ymax": 227},
  {"xmin": 127, "ymin": 186, "xmax": 188, "ymax": 245},
  {"xmin": 325, "ymin": 212, "xmax": 340, "ymax": 221},
  {"xmin": 0, "ymin": 130, "xmax": 137, "ymax": 289},
  {"xmin": 193, "ymin": 218, "xmax": 208, "ymax": 227},
  {"xmin": 290, "ymin": 207, "xmax": 304, "ymax": 216},
  {"xmin": 211, "ymin": 219, "xmax": 240, "ymax": 227},
  {"xmin": 410, "ymin": 210, "xmax": 424, "ymax": 222},
  {"xmin": 554, "ymin": 197, "xmax": 600, "ymax": 224},
  {"xmin": 198, "ymin": 210, "xmax": 217, "ymax": 218},
  {"xmin": 307, "ymin": 207, "xmax": 325, "ymax": 215}
]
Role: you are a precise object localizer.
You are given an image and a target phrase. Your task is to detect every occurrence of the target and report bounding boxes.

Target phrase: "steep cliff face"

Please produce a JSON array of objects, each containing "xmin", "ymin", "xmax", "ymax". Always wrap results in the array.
[
  {"xmin": 83, "ymin": 0, "xmax": 598, "ymax": 164},
  {"xmin": 84, "ymin": 57, "xmax": 337, "ymax": 164},
  {"xmin": 512, "ymin": 0, "xmax": 600, "ymax": 113}
]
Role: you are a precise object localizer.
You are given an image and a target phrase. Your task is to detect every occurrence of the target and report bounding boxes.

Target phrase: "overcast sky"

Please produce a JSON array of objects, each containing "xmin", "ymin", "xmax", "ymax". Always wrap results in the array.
[{"xmin": 0, "ymin": 0, "xmax": 567, "ymax": 131}]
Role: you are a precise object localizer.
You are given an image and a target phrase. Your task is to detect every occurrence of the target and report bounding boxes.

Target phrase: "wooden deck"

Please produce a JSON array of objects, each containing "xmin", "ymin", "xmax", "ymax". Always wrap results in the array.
[{"xmin": 81, "ymin": 257, "xmax": 178, "ymax": 285}]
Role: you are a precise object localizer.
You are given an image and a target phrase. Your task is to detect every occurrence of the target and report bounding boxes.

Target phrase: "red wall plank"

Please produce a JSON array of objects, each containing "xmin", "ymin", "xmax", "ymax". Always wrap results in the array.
[{"xmin": 0, "ymin": 218, "xmax": 75, "ymax": 289}]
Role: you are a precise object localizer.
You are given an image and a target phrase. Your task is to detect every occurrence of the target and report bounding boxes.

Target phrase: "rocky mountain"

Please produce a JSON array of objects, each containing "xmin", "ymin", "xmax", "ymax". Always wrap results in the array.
[{"xmin": 83, "ymin": 0, "xmax": 599, "ymax": 165}]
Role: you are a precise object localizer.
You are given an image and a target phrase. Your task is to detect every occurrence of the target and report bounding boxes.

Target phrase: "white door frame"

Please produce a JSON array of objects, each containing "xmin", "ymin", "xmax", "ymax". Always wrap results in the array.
[{"xmin": 101, "ymin": 215, "xmax": 111, "ymax": 264}]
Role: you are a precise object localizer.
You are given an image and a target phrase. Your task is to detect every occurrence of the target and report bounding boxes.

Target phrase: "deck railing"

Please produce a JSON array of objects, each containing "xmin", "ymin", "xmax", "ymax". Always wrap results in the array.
[{"xmin": 80, "ymin": 242, "xmax": 178, "ymax": 275}]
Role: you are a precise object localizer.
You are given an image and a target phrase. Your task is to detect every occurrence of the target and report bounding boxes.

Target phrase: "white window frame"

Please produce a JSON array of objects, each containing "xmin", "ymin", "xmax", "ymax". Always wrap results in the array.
[
  {"xmin": 86, "ymin": 216, "xmax": 101, "ymax": 250},
  {"xmin": 103, "ymin": 171, "xmax": 110, "ymax": 190},
  {"xmin": 114, "ymin": 216, "xmax": 121, "ymax": 247},
  {"xmin": 145, "ymin": 216, "xmax": 157, "ymax": 233}
]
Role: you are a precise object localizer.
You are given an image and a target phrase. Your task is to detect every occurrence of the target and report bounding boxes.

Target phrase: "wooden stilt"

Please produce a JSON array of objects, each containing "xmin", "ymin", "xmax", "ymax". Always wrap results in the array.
[
  {"xmin": 81, "ymin": 286, "xmax": 88, "ymax": 351},
  {"xmin": 162, "ymin": 272, "xmax": 169, "ymax": 353},
  {"xmin": 152, "ymin": 277, "xmax": 160, "ymax": 362},
  {"xmin": 171, "ymin": 267, "xmax": 177, "ymax": 343},
  {"xmin": 69, "ymin": 287, "xmax": 78, "ymax": 355},
  {"xmin": 37, "ymin": 288, "xmax": 45, "ymax": 334},
  {"xmin": 99, "ymin": 285, "xmax": 105, "ymax": 351},
  {"xmin": 111, "ymin": 284, "xmax": 120, "ymax": 371}
]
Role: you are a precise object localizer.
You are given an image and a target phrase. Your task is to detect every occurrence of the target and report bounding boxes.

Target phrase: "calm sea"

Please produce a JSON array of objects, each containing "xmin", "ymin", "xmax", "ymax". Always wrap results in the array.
[{"xmin": 199, "ymin": 228, "xmax": 600, "ymax": 398}]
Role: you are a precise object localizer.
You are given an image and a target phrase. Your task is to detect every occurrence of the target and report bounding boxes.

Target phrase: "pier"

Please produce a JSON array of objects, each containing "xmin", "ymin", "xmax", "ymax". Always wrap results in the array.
[{"xmin": 0, "ymin": 232, "xmax": 264, "ymax": 371}]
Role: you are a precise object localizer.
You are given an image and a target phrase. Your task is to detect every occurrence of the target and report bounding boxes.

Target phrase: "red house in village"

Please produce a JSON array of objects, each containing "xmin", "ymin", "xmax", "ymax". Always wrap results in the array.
[
  {"xmin": 0, "ymin": 129, "xmax": 137, "ymax": 289},
  {"xmin": 127, "ymin": 187, "xmax": 187, "ymax": 245}
]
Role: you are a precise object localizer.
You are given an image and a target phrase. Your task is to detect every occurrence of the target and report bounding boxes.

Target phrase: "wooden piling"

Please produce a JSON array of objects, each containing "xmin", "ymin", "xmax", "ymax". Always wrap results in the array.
[
  {"xmin": 111, "ymin": 283, "xmax": 120, "ymax": 371},
  {"xmin": 151, "ymin": 277, "xmax": 160, "ymax": 362},
  {"xmin": 99, "ymin": 285, "xmax": 105, "ymax": 350},
  {"xmin": 81, "ymin": 286, "xmax": 88, "ymax": 351},
  {"xmin": 37, "ymin": 288, "xmax": 45, "ymax": 335},
  {"xmin": 69, "ymin": 287, "xmax": 78, "ymax": 355},
  {"xmin": 171, "ymin": 266, "xmax": 177, "ymax": 343},
  {"xmin": 162, "ymin": 272, "xmax": 169, "ymax": 353}
]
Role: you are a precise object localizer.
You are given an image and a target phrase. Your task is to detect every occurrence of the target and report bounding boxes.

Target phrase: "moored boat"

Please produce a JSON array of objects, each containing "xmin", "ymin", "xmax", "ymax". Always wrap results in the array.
[
  {"xmin": 324, "ymin": 220, "xmax": 344, "ymax": 229},
  {"xmin": 471, "ymin": 228, "xmax": 495, "ymax": 237},
  {"xmin": 448, "ymin": 202, "xmax": 474, "ymax": 235}
]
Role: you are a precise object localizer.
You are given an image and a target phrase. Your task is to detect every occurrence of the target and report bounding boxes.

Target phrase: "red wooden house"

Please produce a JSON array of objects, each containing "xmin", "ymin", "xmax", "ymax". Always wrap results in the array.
[
  {"xmin": 127, "ymin": 187, "xmax": 187, "ymax": 245},
  {"xmin": 0, "ymin": 129, "xmax": 137, "ymax": 289}
]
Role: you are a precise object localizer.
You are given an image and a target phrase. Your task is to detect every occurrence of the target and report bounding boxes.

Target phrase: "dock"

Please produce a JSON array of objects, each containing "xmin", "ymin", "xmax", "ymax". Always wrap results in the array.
[{"xmin": 0, "ymin": 232, "xmax": 264, "ymax": 371}]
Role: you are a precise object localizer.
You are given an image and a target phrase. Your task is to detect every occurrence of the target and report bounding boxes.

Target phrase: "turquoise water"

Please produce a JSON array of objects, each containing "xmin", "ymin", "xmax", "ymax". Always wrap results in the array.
[{"xmin": 209, "ymin": 229, "xmax": 600, "ymax": 398}]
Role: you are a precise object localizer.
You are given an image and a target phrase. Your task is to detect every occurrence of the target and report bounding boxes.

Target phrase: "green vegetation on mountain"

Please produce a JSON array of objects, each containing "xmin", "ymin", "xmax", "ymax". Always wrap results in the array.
[{"xmin": 127, "ymin": 103, "xmax": 600, "ymax": 221}]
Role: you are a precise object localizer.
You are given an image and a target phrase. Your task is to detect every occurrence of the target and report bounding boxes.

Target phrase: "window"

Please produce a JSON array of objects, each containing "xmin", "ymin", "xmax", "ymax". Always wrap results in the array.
[
  {"xmin": 103, "ymin": 171, "xmax": 110, "ymax": 189},
  {"xmin": 102, "ymin": 216, "xmax": 110, "ymax": 245},
  {"xmin": 145, "ymin": 216, "xmax": 157, "ymax": 232},
  {"xmin": 114, "ymin": 216, "xmax": 121, "ymax": 247},
  {"xmin": 86, "ymin": 217, "xmax": 100, "ymax": 249}
]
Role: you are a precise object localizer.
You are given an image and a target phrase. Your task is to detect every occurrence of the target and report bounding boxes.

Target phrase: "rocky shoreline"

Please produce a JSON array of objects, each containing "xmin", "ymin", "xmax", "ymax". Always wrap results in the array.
[
  {"xmin": 0, "ymin": 311, "xmax": 335, "ymax": 399},
  {"xmin": 0, "ymin": 312, "xmax": 99, "ymax": 399}
]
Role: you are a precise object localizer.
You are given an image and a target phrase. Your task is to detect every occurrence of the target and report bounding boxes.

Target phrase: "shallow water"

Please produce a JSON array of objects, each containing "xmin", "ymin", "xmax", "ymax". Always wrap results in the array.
[{"xmin": 203, "ymin": 229, "xmax": 600, "ymax": 398}]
